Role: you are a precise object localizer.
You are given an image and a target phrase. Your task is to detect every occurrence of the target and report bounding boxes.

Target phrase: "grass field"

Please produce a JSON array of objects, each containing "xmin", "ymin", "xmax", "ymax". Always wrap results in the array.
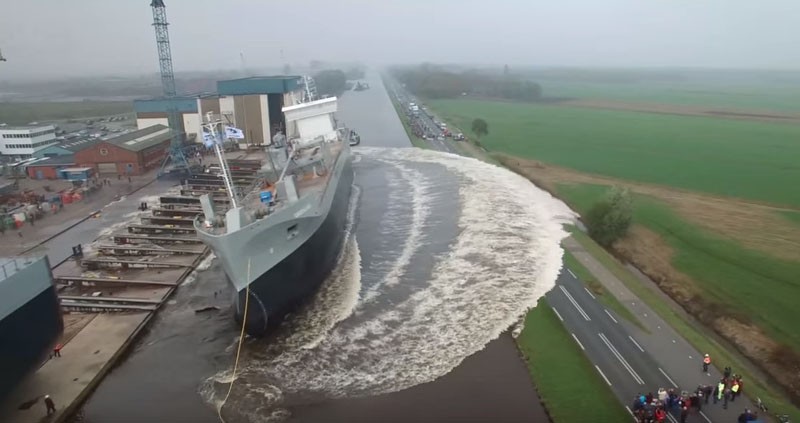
[
  {"xmin": 419, "ymin": 80, "xmax": 800, "ymax": 416},
  {"xmin": 517, "ymin": 300, "xmax": 631, "ymax": 423},
  {"xmin": 0, "ymin": 101, "xmax": 133, "ymax": 126},
  {"xmin": 430, "ymin": 99, "xmax": 800, "ymax": 206},
  {"xmin": 541, "ymin": 80, "xmax": 800, "ymax": 112},
  {"xmin": 782, "ymin": 210, "xmax": 800, "ymax": 226},
  {"xmin": 558, "ymin": 183, "xmax": 800, "ymax": 352},
  {"xmin": 567, "ymin": 227, "xmax": 800, "ymax": 422}
]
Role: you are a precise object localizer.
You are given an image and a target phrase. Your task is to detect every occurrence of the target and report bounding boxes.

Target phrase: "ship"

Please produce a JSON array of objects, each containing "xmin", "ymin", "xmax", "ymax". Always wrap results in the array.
[
  {"xmin": 194, "ymin": 89, "xmax": 357, "ymax": 337},
  {"xmin": 0, "ymin": 256, "xmax": 64, "ymax": 401}
]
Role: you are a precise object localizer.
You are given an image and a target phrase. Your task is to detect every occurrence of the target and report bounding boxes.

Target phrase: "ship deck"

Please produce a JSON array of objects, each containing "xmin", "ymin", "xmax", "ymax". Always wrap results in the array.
[{"xmin": 197, "ymin": 141, "xmax": 345, "ymax": 236}]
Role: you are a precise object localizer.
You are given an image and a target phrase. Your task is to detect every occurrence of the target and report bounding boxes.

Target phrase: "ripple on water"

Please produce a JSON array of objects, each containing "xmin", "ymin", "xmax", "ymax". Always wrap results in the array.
[{"xmin": 200, "ymin": 147, "xmax": 575, "ymax": 422}]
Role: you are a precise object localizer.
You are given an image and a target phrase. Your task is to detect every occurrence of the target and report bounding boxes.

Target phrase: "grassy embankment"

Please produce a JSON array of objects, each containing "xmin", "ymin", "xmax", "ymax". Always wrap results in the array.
[
  {"xmin": 0, "ymin": 101, "xmax": 133, "ymax": 126},
  {"xmin": 558, "ymin": 184, "xmax": 800, "ymax": 352},
  {"xmin": 428, "ymin": 97, "xmax": 800, "ymax": 419},
  {"xmin": 567, "ymin": 226, "xmax": 800, "ymax": 421},
  {"xmin": 517, "ymin": 300, "xmax": 631, "ymax": 423},
  {"xmin": 542, "ymin": 80, "xmax": 800, "ymax": 112},
  {"xmin": 430, "ymin": 99, "xmax": 800, "ymax": 206}
]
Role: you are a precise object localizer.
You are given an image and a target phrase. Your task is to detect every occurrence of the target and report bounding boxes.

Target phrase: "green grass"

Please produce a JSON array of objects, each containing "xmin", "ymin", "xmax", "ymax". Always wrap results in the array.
[
  {"xmin": 0, "ymin": 101, "xmax": 132, "ymax": 125},
  {"xmin": 567, "ymin": 226, "xmax": 800, "ymax": 422},
  {"xmin": 557, "ymin": 183, "xmax": 800, "ymax": 352},
  {"xmin": 429, "ymin": 99, "xmax": 800, "ymax": 206},
  {"xmin": 563, "ymin": 250, "xmax": 647, "ymax": 332},
  {"xmin": 781, "ymin": 210, "xmax": 800, "ymax": 226},
  {"xmin": 542, "ymin": 80, "xmax": 800, "ymax": 112},
  {"xmin": 517, "ymin": 300, "xmax": 631, "ymax": 423}
]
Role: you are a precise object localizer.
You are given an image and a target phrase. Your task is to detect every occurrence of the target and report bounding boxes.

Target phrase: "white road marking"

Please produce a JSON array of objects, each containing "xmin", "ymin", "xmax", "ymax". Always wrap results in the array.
[
  {"xmin": 571, "ymin": 333, "xmax": 586, "ymax": 350},
  {"xmin": 604, "ymin": 309, "xmax": 619, "ymax": 324},
  {"xmin": 559, "ymin": 285, "xmax": 591, "ymax": 321},
  {"xmin": 567, "ymin": 269, "xmax": 577, "ymax": 279},
  {"xmin": 625, "ymin": 405, "xmax": 633, "ymax": 416},
  {"xmin": 595, "ymin": 365, "xmax": 612, "ymax": 386},
  {"xmin": 584, "ymin": 287, "xmax": 596, "ymax": 299},
  {"xmin": 552, "ymin": 307, "xmax": 564, "ymax": 322},
  {"xmin": 659, "ymin": 367, "xmax": 678, "ymax": 388},
  {"xmin": 666, "ymin": 412, "xmax": 679, "ymax": 423},
  {"xmin": 628, "ymin": 335, "xmax": 645, "ymax": 352},
  {"xmin": 598, "ymin": 333, "xmax": 645, "ymax": 384},
  {"xmin": 672, "ymin": 339, "xmax": 676, "ymax": 343},
  {"xmin": 699, "ymin": 411, "xmax": 712, "ymax": 423}
]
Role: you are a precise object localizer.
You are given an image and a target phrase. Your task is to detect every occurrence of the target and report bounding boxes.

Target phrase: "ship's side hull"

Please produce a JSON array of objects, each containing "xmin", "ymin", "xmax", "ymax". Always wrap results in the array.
[
  {"xmin": 0, "ymin": 284, "xmax": 63, "ymax": 401},
  {"xmin": 235, "ymin": 156, "xmax": 354, "ymax": 336}
]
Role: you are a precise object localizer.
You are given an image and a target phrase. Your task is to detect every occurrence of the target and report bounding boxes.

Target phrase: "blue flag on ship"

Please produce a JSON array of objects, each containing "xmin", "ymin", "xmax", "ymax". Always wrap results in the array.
[{"xmin": 225, "ymin": 126, "xmax": 245, "ymax": 139}]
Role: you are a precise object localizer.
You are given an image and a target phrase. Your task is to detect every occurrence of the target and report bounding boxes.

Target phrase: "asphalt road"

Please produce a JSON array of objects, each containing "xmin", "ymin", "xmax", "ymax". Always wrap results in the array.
[
  {"xmin": 551, "ymin": 253, "xmax": 763, "ymax": 423},
  {"xmin": 386, "ymin": 79, "xmax": 763, "ymax": 422},
  {"xmin": 383, "ymin": 76, "xmax": 461, "ymax": 155}
]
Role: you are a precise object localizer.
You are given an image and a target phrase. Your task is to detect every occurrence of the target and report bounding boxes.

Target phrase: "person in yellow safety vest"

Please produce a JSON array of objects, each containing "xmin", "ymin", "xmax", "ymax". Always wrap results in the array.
[
  {"xmin": 714, "ymin": 380, "xmax": 725, "ymax": 404},
  {"xmin": 703, "ymin": 354, "xmax": 711, "ymax": 372},
  {"xmin": 730, "ymin": 381, "xmax": 740, "ymax": 402}
]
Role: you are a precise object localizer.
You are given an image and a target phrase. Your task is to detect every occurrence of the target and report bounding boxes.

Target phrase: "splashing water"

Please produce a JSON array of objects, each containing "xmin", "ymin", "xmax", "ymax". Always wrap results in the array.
[{"xmin": 201, "ymin": 147, "xmax": 575, "ymax": 422}]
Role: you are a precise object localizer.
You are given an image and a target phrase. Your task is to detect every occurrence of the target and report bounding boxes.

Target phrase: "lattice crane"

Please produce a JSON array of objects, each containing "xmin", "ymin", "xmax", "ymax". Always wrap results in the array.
[{"xmin": 150, "ymin": 0, "xmax": 192, "ymax": 176}]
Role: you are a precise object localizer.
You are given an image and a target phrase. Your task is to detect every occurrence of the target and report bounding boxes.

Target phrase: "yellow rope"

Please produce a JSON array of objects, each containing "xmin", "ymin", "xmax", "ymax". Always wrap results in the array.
[{"xmin": 217, "ymin": 258, "xmax": 250, "ymax": 423}]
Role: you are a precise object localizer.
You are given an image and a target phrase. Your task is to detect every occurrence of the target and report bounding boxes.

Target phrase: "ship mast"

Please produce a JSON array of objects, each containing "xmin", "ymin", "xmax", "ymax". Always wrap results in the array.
[{"xmin": 203, "ymin": 112, "xmax": 238, "ymax": 208}]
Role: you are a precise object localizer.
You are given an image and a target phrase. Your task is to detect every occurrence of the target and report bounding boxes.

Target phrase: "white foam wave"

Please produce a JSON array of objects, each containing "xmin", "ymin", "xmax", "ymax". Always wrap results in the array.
[
  {"xmin": 202, "ymin": 147, "xmax": 575, "ymax": 421},
  {"xmin": 360, "ymin": 161, "xmax": 431, "ymax": 303}
]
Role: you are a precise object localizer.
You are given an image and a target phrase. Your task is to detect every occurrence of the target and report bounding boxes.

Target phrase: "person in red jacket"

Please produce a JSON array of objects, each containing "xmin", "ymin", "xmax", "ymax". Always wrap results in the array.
[{"xmin": 655, "ymin": 407, "xmax": 666, "ymax": 422}]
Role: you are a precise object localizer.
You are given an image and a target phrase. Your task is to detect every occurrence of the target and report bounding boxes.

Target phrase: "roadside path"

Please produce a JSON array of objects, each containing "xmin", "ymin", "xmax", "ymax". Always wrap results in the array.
[{"xmin": 563, "ymin": 236, "xmax": 758, "ymax": 421}]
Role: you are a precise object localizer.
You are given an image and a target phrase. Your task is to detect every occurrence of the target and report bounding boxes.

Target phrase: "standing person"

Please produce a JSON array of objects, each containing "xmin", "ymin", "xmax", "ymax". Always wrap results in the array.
[
  {"xmin": 703, "ymin": 384, "xmax": 713, "ymax": 404},
  {"xmin": 44, "ymin": 395, "xmax": 56, "ymax": 416},
  {"xmin": 731, "ymin": 379, "xmax": 740, "ymax": 402},
  {"xmin": 703, "ymin": 354, "xmax": 711, "ymax": 372},
  {"xmin": 724, "ymin": 366, "xmax": 732, "ymax": 378},
  {"xmin": 53, "ymin": 343, "xmax": 62, "ymax": 357}
]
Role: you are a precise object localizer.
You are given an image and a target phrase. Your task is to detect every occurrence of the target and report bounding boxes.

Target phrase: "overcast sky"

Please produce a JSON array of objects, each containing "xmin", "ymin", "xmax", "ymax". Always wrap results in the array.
[{"xmin": 1, "ymin": 0, "xmax": 798, "ymax": 80}]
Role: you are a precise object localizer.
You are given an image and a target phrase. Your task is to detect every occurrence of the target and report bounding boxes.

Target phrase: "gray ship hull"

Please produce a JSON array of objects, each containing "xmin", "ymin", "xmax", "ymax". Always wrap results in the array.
[
  {"xmin": 197, "ymin": 145, "xmax": 354, "ymax": 337},
  {"xmin": 0, "ymin": 256, "xmax": 64, "ymax": 401},
  {"xmin": 234, "ymin": 157, "xmax": 353, "ymax": 335}
]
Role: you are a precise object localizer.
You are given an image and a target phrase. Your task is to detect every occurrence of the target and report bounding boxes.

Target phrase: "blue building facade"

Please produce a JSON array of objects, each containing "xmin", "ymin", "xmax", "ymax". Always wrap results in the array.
[
  {"xmin": 133, "ymin": 97, "xmax": 198, "ymax": 114},
  {"xmin": 216, "ymin": 76, "xmax": 301, "ymax": 95}
]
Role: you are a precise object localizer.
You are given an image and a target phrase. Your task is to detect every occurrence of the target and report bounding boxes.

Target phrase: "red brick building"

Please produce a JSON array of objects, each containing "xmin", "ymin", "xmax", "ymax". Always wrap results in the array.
[{"xmin": 74, "ymin": 125, "xmax": 172, "ymax": 176}]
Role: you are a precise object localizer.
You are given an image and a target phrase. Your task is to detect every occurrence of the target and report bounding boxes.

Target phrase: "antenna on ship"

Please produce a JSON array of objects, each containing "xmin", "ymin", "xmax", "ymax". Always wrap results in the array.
[
  {"xmin": 202, "ymin": 112, "xmax": 238, "ymax": 208},
  {"xmin": 303, "ymin": 75, "xmax": 318, "ymax": 103}
]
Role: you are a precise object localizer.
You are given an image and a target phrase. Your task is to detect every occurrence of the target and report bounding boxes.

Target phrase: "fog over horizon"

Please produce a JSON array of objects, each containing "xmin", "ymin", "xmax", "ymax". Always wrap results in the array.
[{"xmin": 1, "ymin": 0, "xmax": 798, "ymax": 81}]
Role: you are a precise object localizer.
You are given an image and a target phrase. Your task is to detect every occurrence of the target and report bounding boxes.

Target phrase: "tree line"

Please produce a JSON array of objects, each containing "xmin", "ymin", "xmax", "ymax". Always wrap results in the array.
[{"xmin": 391, "ymin": 65, "xmax": 543, "ymax": 101}]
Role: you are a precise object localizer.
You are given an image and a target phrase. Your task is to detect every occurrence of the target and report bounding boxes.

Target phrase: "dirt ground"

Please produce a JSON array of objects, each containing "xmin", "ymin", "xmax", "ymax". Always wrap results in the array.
[
  {"xmin": 499, "ymin": 154, "xmax": 800, "ymax": 403},
  {"xmin": 499, "ymin": 155, "xmax": 800, "ymax": 262},
  {"xmin": 558, "ymin": 98, "xmax": 800, "ymax": 124}
]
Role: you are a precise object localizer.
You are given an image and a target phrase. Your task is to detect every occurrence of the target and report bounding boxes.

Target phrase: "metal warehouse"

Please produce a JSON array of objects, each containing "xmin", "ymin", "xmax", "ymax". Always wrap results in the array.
[{"xmin": 74, "ymin": 125, "xmax": 172, "ymax": 176}]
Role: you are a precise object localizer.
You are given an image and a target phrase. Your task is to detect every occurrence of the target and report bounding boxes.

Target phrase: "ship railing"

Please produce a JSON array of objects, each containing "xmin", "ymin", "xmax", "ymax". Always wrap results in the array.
[{"xmin": 0, "ymin": 258, "xmax": 22, "ymax": 280}]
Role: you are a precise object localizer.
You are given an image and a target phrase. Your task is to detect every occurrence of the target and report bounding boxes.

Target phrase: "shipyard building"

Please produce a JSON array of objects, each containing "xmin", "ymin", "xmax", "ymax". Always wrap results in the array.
[
  {"xmin": 0, "ymin": 125, "xmax": 58, "ymax": 159},
  {"xmin": 134, "ymin": 76, "xmax": 306, "ymax": 147}
]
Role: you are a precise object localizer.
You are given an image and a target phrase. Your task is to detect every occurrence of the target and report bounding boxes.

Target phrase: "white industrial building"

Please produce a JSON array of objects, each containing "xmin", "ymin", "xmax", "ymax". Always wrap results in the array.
[
  {"xmin": 133, "ymin": 76, "xmax": 306, "ymax": 147},
  {"xmin": 0, "ymin": 124, "xmax": 59, "ymax": 159}
]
